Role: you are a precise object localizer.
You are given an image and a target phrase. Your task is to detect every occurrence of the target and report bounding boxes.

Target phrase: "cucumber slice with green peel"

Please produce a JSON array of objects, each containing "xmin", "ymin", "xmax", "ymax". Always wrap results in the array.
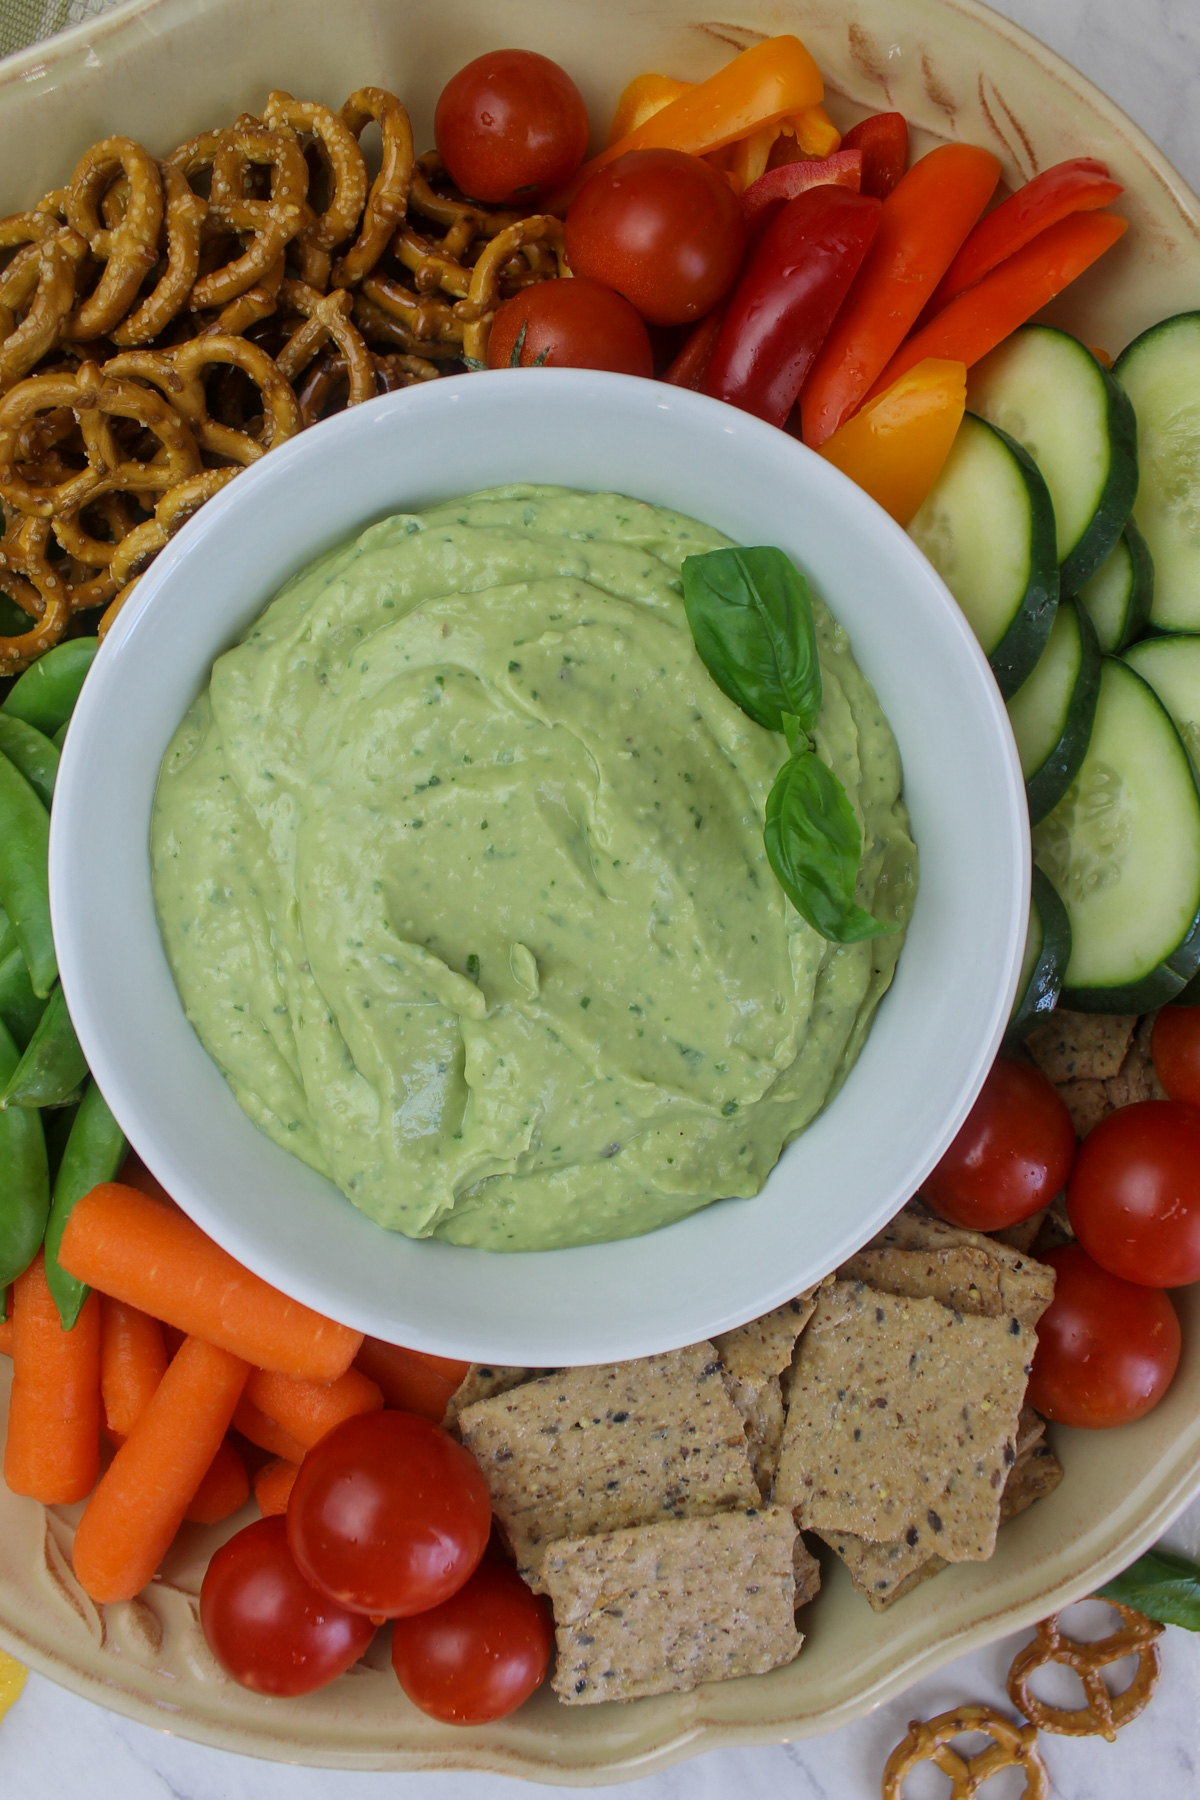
[
  {"xmin": 1076, "ymin": 518, "xmax": 1154, "ymax": 653},
  {"xmin": 1124, "ymin": 633, "xmax": 1200, "ymax": 775},
  {"xmin": 1032, "ymin": 657, "xmax": 1200, "ymax": 1011},
  {"xmin": 969, "ymin": 325, "xmax": 1139, "ymax": 594},
  {"xmin": 1007, "ymin": 597, "xmax": 1102, "ymax": 824},
  {"xmin": 1114, "ymin": 311, "xmax": 1200, "ymax": 633},
  {"xmin": 907, "ymin": 412, "xmax": 1058, "ymax": 698},
  {"xmin": 1004, "ymin": 864, "xmax": 1072, "ymax": 1046}
]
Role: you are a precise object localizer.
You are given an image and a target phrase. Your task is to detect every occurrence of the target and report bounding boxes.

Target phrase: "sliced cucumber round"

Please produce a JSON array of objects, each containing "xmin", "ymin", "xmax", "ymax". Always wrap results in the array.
[
  {"xmin": 1124, "ymin": 633, "xmax": 1200, "ymax": 776},
  {"xmin": 1007, "ymin": 597, "xmax": 1102, "ymax": 824},
  {"xmin": 1114, "ymin": 311, "xmax": 1200, "ymax": 633},
  {"xmin": 1032, "ymin": 657, "xmax": 1200, "ymax": 1011},
  {"xmin": 1004, "ymin": 864, "xmax": 1072, "ymax": 1047},
  {"xmin": 1076, "ymin": 518, "xmax": 1154, "ymax": 653},
  {"xmin": 907, "ymin": 412, "xmax": 1058, "ymax": 698},
  {"xmin": 969, "ymin": 325, "xmax": 1139, "ymax": 594}
]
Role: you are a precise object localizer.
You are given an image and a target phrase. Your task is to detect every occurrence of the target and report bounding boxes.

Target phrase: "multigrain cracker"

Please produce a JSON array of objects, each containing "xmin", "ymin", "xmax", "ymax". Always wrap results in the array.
[
  {"xmin": 1056, "ymin": 1078, "xmax": 1110, "ymax": 1139},
  {"xmin": 847, "ymin": 1207, "xmax": 1055, "ymax": 1327},
  {"xmin": 442, "ymin": 1364, "xmax": 537, "ymax": 1430},
  {"xmin": 1025, "ymin": 1011, "xmax": 1136, "ymax": 1082},
  {"xmin": 773, "ymin": 1283, "xmax": 1033, "ymax": 1561},
  {"xmin": 457, "ymin": 1345, "xmax": 758, "ymax": 1585},
  {"xmin": 715, "ymin": 1291, "xmax": 819, "ymax": 1497},
  {"xmin": 1104, "ymin": 1014, "xmax": 1168, "ymax": 1110},
  {"xmin": 543, "ymin": 1507, "xmax": 802, "ymax": 1704}
]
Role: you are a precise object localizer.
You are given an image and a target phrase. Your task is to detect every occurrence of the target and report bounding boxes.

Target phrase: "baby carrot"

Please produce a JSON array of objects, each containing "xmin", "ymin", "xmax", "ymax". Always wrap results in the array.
[
  {"xmin": 253, "ymin": 1456, "xmax": 300, "ymax": 1517},
  {"xmin": 71, "ymin": 1334, "xmax": 249, "ymax": 1603},
  {"xmin": 354, "ymin": 1336, "xmax": 469, "ymax": 1421},
  {"xmin": 100, "ymin": 1297, "xmax": 167, "ymax": 1440},
  {"xmin": 185, "ymin": 1436, "xmax": 249, "ymax": 1525},
  {"xmin": 0, "ymin": 1302, "xmax": 11, "ymax": 1354},
  {"xmin": 243, "ymin": 1365, "xmax": 382, "ymax": 1452},
  {"xmin": 58, "ymin": 1183, "xmax": 362, "ymax": 1381},
  {"xmin": 232, "ymin": 1395, "xmax": 308, "ymax": 1465},
  {"xmin": 4, "ymin": 1252, "xmax": 100, "ymax": 1504}
]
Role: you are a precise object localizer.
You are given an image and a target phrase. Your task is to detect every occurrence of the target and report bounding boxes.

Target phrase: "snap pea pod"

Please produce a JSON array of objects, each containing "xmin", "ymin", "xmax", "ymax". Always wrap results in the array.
[
  {"xmin": 44, "ymin": 1078, "xmax": 126, "ymax": 1329},
  {"xmin": 0, "ymin": 904, "xmax": 14, "ymax": 963},
  {"xmin": 1, "ymin": 637, "xmax": 98, "ymax": 736},
  {"xmin": 0, "ymin": 751, "xmax": 55, "ymax": 997},
  {"xmin": 0, "ymin": 1016, "xmax": 50, "ymax": 1294},
  {"xmin": 43, "ymin": 1099, "xmax": 81, "ymax": 1186},
  {"xmin": 52, "ymin": 721, "xmax": 69, "ymax": 751},
  {"xmin": 0, "ymin": 714, "xmax": 58, "ymax": 809},
  {"xmin": 0, "ymin": 982, "xmax": 87, "ymax": 1108},
  {"xmin": 0, "ymin": 945, "xmax": 47, "ymax": 1050}
]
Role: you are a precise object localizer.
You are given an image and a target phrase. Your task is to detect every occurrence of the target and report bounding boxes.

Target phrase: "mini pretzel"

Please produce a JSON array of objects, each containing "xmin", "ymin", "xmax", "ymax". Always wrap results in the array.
[
  {"xmin": 0, "ymin": 515, "xmax": 73, "ymax": 672},
  {"xmin": 408, "ymin": 151, "xmax": 524, "ymax": 242},
  {"xmin": 1007, "ymin": 1600, "xmax": 1163, "ymax": 1741},
  {"xmin": 200, "ymin": 251, "xmax": 284, "ymax": 339},
  {"xmin": 352, "ymin": 289, "xmax": 461, "ymax": 359},
  {"xmin": 333, "ymin": 87, "xmax": 414, "ymax": 287},
  {"xmin": 12, "ymin": 511, "xmax": 119, "ymax": 614},
  {"xmin": 108, "ymin": 467, "xmax": 236, "ymax": 588},
  {"xmin": 110, "ymin": 161, "xmax": 208, "ymax": 346},
  {"xmin": 882, "ymin": 1705, "xmax": 1049, "ymax": 1800},
  {"xmin": 64, "ymin": 136, "xmax": 164, "ymax": 339},
  {"xmin": 105, "ymin": 333, "xmax": 301, "ymax": 464},
  {"xmin": 169, "ymin": 126, "xmax": 308, "ymax": 310},
  {"xmin": 262, "ymin": 92, "xmax": 368, "ymax": 289},
  {"xmin": 456, "ymin": 215, "xmax": 566, "ymax": 364},
  {"xmin": 273, "ymin": 278, "xmax": 374, "ymax": 405},
  {"xmin": 358, "ymin": 271, "xmax": 463, "ymax": 353},
  {"xmin": 295, "ymin": 345, "xmax": 439, "ymax": 424},
  {"xmin": 0, "ymin": 228, "xmax": 88, "ymax": 389},
  {"xmin": 52, "ymin": 490, "xmax": 139, "ymax": 570}
]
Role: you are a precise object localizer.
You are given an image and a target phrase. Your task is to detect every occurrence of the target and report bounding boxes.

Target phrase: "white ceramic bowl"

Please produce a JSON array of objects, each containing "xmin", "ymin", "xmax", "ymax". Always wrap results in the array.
[{"xmin": 49, "ymin": 368, "xmax": 1027, "ymax": 1365}]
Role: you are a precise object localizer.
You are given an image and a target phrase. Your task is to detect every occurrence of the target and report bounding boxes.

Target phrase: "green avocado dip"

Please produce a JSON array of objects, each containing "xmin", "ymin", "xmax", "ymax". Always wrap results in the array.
[{"xmin": 151, "ymin": 486, "xmax": 917, "ymax": 1251}]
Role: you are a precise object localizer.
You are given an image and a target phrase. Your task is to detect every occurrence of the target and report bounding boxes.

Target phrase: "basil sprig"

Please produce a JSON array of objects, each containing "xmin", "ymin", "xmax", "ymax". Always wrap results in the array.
[
  {"xmin": 1097, "ymin": 1547, "xmax": 1200, "ymax": 1631},
  {"xmin": 681, "ymin": 546, "xmax": 893, "ymax": 946}
]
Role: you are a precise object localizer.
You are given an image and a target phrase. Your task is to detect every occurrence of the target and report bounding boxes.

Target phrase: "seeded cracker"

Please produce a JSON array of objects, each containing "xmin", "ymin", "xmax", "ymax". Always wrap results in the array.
[
  {"xmin": 543, "ymin": 1507, "xmax": 802, "ymax": 1704},
  {"xmin": 1025, "ymin": 1010, "xmax": 1137, "ymax": 1082},
  {"xmin": 773, "ymin": 1283, "xmax": 1032, "ymax": 1560},
  {"xmin": 457, "ymin": 1345, "xmax": 758, "ymax": 1586},
  {"xmin": 443, "ymin": 1365, "xmax": 538, "ymax": 1431},
  {"xmin": 850, "ymin": 1206, "xmax": 1055, "ymax": 1326},
  {"xmin": 715, "ymin": 1290, "xmax": 819, "ymax": 1497}
]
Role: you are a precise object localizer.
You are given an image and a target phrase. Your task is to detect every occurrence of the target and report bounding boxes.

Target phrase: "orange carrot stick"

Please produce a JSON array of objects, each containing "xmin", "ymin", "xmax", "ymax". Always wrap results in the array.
[
  {"xmin": 100, "ymin": 1297, "xmax": 167, "ymax": 1440},
  {"xmin": 244, "ymin": 1365, "xmax": 382, "ymax": 1451},
  {"xmin": 4, "ymin": 1253, "xmax": 100, "ymax": 1504},
  {"xmin": 58, "ymin": 1184, "xmax": 362, "ymax": 1381},
  {"xmin": 185, "ymin": 1436, "xmax": 250, "ymax": 1525},
  {"xmin": 253, "ymin": 1456, "xmax": 300, "ymax": 1517},
  {"xmin": 233, "ymin": 1395, "xmax": 309, "ymax": 1465},
  {"xmin": 71, "ymin": 1334, "xmax": 249, "ymax": 1602},
  {"xmin": 0, "ymin": 1294, "xmax": 11, "ymax": 1356},
  {"xmin": 354, "ymin": 1336, "xmax": 469, "ymax": 1421}
]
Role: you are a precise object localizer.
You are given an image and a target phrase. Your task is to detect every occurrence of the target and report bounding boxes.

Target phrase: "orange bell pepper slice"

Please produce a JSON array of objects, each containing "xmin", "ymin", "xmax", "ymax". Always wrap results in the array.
[
  {"xmin": 817, "ymin": 358, "xmax": 967, "ymax": 527},
  {"xmin": 551, "ymin": 35, "xmax": 824, "ymax": 210},
  {"xmin": 789, "ymin": 103, "xmax": 842, "ymax": 158},
  {"xmin": 605, "ymin": 73, "xmax": 693, "ymax": 146},
  {"xmin": 728, "ymin": 102, "xmax": 841, "ymax": 193}
]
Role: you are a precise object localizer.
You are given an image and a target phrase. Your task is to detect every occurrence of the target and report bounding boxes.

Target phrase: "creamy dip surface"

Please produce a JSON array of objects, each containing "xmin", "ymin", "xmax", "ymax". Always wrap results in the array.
[{"xmin": 151, "ymin": 487, "xmax": 917, "ymax": 1251}]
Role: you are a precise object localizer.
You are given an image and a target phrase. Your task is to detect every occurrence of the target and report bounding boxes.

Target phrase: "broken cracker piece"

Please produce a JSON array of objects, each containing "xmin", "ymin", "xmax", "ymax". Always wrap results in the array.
[
  {"xmin": 1105, "ymin": 1015, "xmax": 1168, "ymax": 1112},
  {"xmin": 457, "ymin": 1345, "xmax": 758, "ymax": 1586},
  {"xmin": 442, "ymin": 1364, "xmax": 537, "ymax": 1431},
  {"xmin": 716, "ymin": 1291, "xmax": 818, "ymax": 1500},
  {"xmin": 847, "ymin": 1207, "xmax": 1055, "ymax": 1327},
  {"xmin": 1000, "ymin": 1440, "xmax": 1063, "ymax": 1522},
  {"xmin": 1058, "ymin": 1077, "xmax": 1113, "ymax": 1139},
  {"xmin": 774, "ymin": 1282, "xmax": 1032, "ymax": 1562},
  {"xmin": 1025, "ymin": 1010, "xmax": 1136, "ymax": 1083},
  {"xmin": 543, "ymin": 1507, "xmax": 803, "ymax": 1704}
]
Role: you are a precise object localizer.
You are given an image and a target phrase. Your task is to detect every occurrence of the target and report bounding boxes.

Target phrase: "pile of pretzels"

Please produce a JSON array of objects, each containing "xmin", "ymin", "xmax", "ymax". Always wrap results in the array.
[{"xmin": 0, "ymin": 87, "xmax": 568, "ymax": 674}]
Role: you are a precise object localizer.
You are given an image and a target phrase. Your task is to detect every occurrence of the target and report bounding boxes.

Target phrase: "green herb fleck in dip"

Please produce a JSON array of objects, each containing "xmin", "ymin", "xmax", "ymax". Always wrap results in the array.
[{"xmin": 151, "ymin": 486, "xmax": 917, "ymax": 1250}]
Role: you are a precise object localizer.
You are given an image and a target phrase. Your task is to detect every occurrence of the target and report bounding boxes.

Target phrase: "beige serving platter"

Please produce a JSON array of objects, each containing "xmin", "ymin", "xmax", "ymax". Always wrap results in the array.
[{"xmin": 1, "ymin": 0, "xmax": 1199, "ymax": 1780}]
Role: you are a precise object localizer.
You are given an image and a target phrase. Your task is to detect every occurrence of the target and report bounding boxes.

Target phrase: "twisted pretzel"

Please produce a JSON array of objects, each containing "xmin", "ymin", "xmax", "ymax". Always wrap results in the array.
[
  {"xmin": 1007, "ymin": 1600, "xmax": 1163, "ymax": 1741},
  {"xmin": 273, "ymin": 278, "xmax": 374, "ymax": 404},
  {"xmin": 105, "ymin": 333, "xmax": 301, "ymax": 465},
  {"xmin": 108, "ymin": 467, "xmax": 237, "ymax": 588},
  {"xmin": 0, "ymin": 228, "xmax": 88, "ymax": 389},
  {"xmin": 110, "ymin": 161, "xmax": 207, "ymax": 346},
  {"xmin": 51, "ymin": 490, "xmax": 139, "ymax": 569},
  {"xmin": 0, "ymin": 515, "xmax": 73, "ymax": 672},
  {"xmin": 169, "ymin": 126, "xmax": 308, "ymax": 310},
  {"xmin": 333, "ymin": 87, "xmax": 414, "ymax": 287},
  {"xmin": 358, "ymin": 271, "xmax": 463, "ymax": 353},
  {"xmin": 64, "ymin": 137, "xmax": 163, "ymax": 340},
  {"xmin": 352, "ymin": 290, "xmax": 461, "ymax": 359},
  {"xmin": 882, "ymin": 1706, "xmax": 1049, "ymax": 1800},
  {"xmin": 262, "ymin": 91, "xmax": 368, "ymax": 289},
  {"xmin": 456, "ymin": 215, "xmax": 566, "ymax": 364},
  {"xmin": 201, "ymin": 251, "xmax": 284, "ymax": 339},
  {"xmin": 295, "ymin": 345, "xmax": 439, "ymax": 425}
]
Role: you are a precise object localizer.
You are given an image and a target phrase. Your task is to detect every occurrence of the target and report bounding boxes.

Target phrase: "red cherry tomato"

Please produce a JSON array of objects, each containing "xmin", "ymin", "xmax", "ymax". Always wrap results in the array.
[
  {"xmin": 287, "ymin": 1410, "xmax": 491, "ymax": 1618},
  {"xmin": 921, "ymin": 1058, "xmax": 1076, "ymax": 1230},
  {"xmin": 434, "ymin": 50, "xmax": 589, "ymax": 204},
  {"xmin": 1026, "ymin": 1244, "xmax": 1181, "ymax": 1427},
  {"xmin": 200, "ymin": 1516, "xmax": 375, "ymax": 1696},
  {"xmin": 1151, "ymin": 1006, "xmax": 1200, "ymax": 1107},
  {"xmin": 1067, "ymin": 1098, "xmax": 1200, "ymax": 1286},
  {"xmin": 565, "ymin": 149, "xmax": 746, "ymax": 326},
  {"xmin": 487, "ymin": 275, "xmax": 653, "ymax": 376},
  {"xmin": 391, "ymin": 1554, "xmax": 554, "ymax": 1724}
]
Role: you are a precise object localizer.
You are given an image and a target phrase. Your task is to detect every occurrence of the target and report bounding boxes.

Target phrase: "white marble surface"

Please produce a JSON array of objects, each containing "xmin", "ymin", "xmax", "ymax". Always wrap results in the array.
[{"xmin": 2, "ymin": 2, "xmax": 1200, "ymax": 1795}]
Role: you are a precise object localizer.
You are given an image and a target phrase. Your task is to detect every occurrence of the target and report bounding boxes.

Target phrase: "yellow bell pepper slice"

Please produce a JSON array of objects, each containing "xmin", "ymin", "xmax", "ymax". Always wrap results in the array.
[
  {"xmin": 730, "ymin": 123, "xmax": 779, "ymax": 192},
  {"xmin": 0, "ymin": 1649, "xmax": 27, "ymax": 1725},
  {"xmin": 789, "ymin": 103, "xmax": 842, "ymax": 158},
  {"xmin": 606, "ymin": 74, "xmax": 694, "ymax": 146},
  {"xmin": 817, "ymin": 359, "xmax": 967, "ymax": 526},
  {"xmin": 553, "ymin": 36, "xmax": 824, "ymax": 207}
]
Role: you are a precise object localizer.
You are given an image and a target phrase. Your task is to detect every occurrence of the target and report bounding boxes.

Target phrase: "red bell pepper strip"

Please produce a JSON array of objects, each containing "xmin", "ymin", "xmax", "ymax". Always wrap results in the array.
[
  {"xmin": 702, "ymin": 185, "xmax": 882, "ymax": 428},
  {"xmin": 865, "ymin": 209, "xmax": 1129, "ymax": 401},
  {"xmin": 925, "ymin": 158, "xmax": 1124, "ymax": 314},
  {"xmin": 799, "ymin": 143, "xmax": 1001, "ymax": 447},
  {"xmin": 663, "ymin": 302, "xmax": 730, "ymax": 389},
  {"xmin": 740, "ymin": 149, "xmax": 862, "ymax": 243},
  {"xmin": 840, "ymin": 112, "xmax": 909, "ymax": 199}
]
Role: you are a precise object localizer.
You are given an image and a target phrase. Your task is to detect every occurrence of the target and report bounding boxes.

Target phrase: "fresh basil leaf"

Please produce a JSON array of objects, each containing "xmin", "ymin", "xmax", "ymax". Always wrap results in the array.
[
  {"xmin": 1097, "ymin": 1548, "xmax": 1200, "ymax": 1631},
  {"xmin": 765, "ymin": 749, "xmax": 894, "ymax": 944},
  {"xmin": 681, "ymin": 546, "xmax": 821, "ymax": 736}
]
